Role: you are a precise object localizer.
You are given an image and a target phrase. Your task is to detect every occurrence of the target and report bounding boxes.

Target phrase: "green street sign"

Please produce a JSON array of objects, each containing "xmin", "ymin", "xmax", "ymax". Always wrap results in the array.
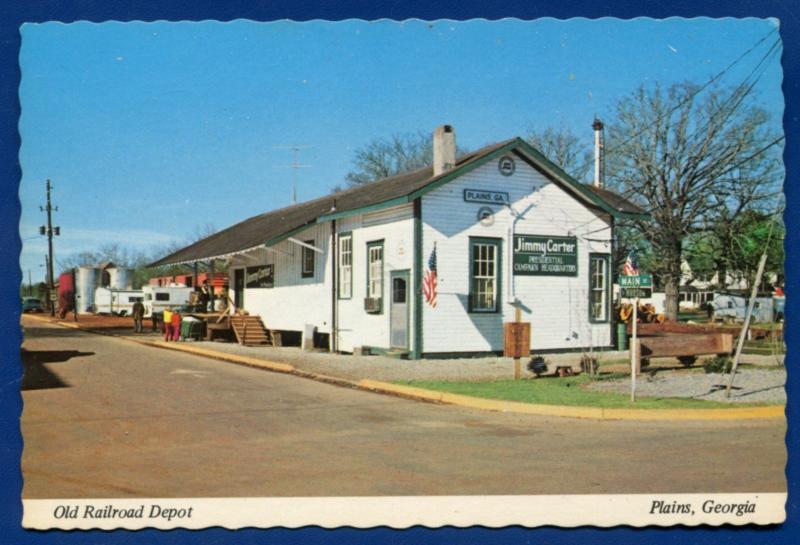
[
  {"xmin": 620, "ymin": 273, "xmax": 653, "ymax": 298},
  {"xmin": 619, "ymin": 274, "xmax": 653, "ymax": 288}
]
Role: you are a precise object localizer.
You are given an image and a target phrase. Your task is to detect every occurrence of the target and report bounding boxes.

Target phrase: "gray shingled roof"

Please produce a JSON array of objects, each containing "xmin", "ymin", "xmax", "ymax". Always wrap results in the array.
[{"xmin": 149, "ymin": 137, "xmax": 646, "ymax": 267}]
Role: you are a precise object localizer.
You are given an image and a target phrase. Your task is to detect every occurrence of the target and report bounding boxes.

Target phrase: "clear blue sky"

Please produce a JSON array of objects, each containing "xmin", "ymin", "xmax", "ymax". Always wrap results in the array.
[{"xmin": 18, "ymin": 18, "xmax": 783, "ymax": 282}]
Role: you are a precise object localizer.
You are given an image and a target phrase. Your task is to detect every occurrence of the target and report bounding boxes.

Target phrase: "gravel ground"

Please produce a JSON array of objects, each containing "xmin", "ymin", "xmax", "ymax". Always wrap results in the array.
[
  {"xmin": 587, "ymin": 368, "xmax": 786, "ymax": 404},
  {"xmin": 155, "ymin": 340, "xmax": 633, "ymax": 382},
  {"xmin": 164, "ymin": 340, "xmax": 782, "ymax": 383}
]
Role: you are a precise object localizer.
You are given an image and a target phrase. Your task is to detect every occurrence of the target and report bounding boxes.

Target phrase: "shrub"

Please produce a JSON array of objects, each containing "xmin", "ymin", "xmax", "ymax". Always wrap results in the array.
[
  {"xmin": 527, "ymin": 356, "xmax": 549, "ymax": 377},
  {"xmin": 703, "ymin": 356, "xmax": 733, "ymax": 374}
]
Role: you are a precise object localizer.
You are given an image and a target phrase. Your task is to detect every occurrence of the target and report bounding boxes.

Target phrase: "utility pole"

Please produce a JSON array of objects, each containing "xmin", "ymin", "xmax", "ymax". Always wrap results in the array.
[
  {"xmin": 274, "ymin": 145, "xmax": 312, "ymax": 204},
  {"xmin": 39, "ymin": 179, "xmax": 60, "ymax": 317},
  {"xmin": 726, "ymin": 252, "xmax": 769, "ymax": 398}
]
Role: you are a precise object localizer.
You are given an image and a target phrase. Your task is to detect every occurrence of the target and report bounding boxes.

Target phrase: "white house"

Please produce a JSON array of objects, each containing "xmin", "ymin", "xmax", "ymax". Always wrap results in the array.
[
  {"xmin": 151, "ymin": 126, "xmax": 648, "ymax": 358},
  {"xmin": 680, "ymin": 261, "xmax": 779, "ymax": 310}
]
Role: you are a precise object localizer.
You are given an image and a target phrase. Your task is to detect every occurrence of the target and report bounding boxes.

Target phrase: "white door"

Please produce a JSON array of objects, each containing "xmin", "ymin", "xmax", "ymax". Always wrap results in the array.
[{"xmin": 390, "ymin": 271, "xmax": 409, "ymax": 350}]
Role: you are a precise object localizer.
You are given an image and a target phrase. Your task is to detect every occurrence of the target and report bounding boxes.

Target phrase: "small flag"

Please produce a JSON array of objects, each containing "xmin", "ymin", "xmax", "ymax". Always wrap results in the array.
[
  {"xmin": 622, "ymin": 250, "xmax": 639, "ymax": 276},
  {"xmin": 422, "ymin": 245, "xmax": 438, "ymax": 308}
]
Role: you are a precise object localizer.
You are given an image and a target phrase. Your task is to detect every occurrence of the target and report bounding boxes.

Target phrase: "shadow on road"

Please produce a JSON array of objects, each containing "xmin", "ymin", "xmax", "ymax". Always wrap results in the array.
[
  {"xmin": 20, "ymin": 348, "xmax": 94, "ymax": 390},
  {"xmin": 21, "ymin": 326, "xmax": 85, "ymax": 339}
]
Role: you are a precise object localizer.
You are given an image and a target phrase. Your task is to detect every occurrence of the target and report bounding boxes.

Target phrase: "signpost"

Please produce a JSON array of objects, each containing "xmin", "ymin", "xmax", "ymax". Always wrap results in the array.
[
  {"xmin": 504, "ymin": 305, "xmax": 530, "ymax": 381},
  {"xmin": 620, "ymin": 273, "xmax": 652, "ymax": 403}
]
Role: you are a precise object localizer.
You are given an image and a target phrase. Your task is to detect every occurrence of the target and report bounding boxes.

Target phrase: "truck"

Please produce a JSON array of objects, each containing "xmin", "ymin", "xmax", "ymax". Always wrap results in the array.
[
  {"xmin": 711, "ymin": 291, "xmax": 785, "ymax": 323},
  {"xmin": 93, "ymin": 287, "xmax": 144, "ymax": 316},
  {"xmin": 141, "ymin": 285, "xmax": 194, "ymax": 318}
]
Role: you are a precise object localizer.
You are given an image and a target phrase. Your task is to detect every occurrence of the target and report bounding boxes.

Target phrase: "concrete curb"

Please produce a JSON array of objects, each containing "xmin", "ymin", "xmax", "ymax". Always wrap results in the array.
[
  {"xmin": 358, "ymin": 379, "xmax": 785, "ymax": 421},
  {"xmin": 23, "ymin": 315, "xmax": 786, "ymax": 421}
]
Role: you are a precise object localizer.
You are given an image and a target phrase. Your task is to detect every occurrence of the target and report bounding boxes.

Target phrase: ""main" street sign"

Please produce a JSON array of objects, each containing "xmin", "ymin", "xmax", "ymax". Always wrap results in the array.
[{"xmin": 620, "ymin": 273, "xmax": 653, "ymax": 298}]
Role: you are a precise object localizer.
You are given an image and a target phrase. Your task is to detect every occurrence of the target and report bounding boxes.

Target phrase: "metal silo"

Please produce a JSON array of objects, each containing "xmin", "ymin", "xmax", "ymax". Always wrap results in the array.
[
  {"xmin": 75, "ymin": 267, "xmax": 101, "ymax": 313},
  {"xmin": 108, "ymin": 267, "xmax": 133, "ymax": 290}
]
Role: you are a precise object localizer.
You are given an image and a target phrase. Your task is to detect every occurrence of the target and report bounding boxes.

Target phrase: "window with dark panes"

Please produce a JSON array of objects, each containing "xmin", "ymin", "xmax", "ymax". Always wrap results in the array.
[{"xmin": 302, "ymin": 240, "xmax": 315, "ymax": 278}]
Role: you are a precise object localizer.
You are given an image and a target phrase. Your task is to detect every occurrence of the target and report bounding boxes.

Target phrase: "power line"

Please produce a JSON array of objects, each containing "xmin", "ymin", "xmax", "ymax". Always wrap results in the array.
[
  {"xmin": 711, "ymin": 135, "xmax": 785, "ymax": 181},
  {"xmin": 667, "ymin": 37, "xmax": 782, "ymax": 161},
  {"xmin": 635, "ymin": 135, "xmax": 785, "ymax": 216},
  {"xmin": 572, "ymin": 27, "xmax": 779, "ymax": 178}
]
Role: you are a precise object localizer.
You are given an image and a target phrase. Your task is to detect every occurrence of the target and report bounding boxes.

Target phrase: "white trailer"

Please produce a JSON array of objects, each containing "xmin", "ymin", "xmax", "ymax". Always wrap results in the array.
[
  {"xmin": 93, "ymin": 287, "xmax": 144, "ymax": 316},
  {"xmin": 142, "ymin": 285, "xmax": 193, "ymax": 318}
]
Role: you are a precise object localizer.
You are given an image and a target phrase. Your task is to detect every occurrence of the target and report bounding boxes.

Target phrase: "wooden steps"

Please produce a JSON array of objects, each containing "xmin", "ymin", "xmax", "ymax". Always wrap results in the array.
[{"xmin": 230, "ymin": 315, "xmax": 272, "ymax": 346}]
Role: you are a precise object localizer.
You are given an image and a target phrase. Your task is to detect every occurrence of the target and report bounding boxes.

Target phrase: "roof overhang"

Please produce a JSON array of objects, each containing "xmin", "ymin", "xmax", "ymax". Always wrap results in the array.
[{"xmin": 148, "ymin": 243, "xmax": 269, "ymax": 267}]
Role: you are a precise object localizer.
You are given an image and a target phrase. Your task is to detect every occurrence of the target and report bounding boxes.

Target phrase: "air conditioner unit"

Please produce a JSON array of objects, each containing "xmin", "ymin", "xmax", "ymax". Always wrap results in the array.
[{"xmin": 364, "ymin": 297, "xmax": 382, "ymax": 313}]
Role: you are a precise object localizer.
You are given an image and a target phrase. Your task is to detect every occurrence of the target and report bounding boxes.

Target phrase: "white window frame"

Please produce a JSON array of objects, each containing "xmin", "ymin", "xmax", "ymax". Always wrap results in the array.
[
  {"xmin": 469, "ymin": 238, "xmax": 500, "ymax": 313},
  {"xmin": 367, "ymin": 241, "xmax": 384, "ymax": 300},
  {"xmin": 338, "ymin": 234, "xmax": 352, "ymax": 299},
  {"xmin": 589, "ymin": 254, "xmax": 609, "ymax": 322}
]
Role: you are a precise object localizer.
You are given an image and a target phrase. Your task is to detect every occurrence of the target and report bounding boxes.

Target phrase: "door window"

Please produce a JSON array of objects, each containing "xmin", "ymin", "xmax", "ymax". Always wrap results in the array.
[{"xmin": 393, "ymin": 277, "xmax": 407, "ymax": 303}]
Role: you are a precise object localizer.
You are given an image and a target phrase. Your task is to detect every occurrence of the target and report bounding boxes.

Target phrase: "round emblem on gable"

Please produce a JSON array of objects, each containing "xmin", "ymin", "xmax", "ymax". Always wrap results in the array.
[
  {"xmin": 498, "ymin": 155, "xmax": 516, "ymax": 176},
  {"xmin": 477, "ymin": 206, "xmax": 495, "ymax": 226}
]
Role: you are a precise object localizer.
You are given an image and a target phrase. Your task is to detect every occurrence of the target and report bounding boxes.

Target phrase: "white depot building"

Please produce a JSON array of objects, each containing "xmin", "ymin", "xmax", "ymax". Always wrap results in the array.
[{"xmin": 151, "ymin": 126, "xmax": 647, "ymax": 358}]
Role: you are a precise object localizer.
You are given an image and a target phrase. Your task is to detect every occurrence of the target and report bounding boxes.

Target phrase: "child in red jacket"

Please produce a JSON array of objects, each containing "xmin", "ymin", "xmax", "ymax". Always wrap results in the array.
[{"xmin": 171, "ymin": 309, "xmax": 181, "ymax": 341}]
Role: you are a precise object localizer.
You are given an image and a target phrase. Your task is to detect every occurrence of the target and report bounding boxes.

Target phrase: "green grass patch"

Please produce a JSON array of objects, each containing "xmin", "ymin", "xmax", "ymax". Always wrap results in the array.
[
  {"xmin": 399, "ymin": 375, "xmax": 772, "ymax": 409},
  {"xmin": 678, "ymin": 311, "xmax": 709, "ymax": 322}
]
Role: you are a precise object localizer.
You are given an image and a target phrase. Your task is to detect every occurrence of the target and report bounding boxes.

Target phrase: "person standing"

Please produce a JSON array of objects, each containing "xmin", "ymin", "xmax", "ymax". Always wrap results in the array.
[
  {"xmin": 171, "ymin": 308, "xmax": 182, "ymax": 342},
  {"xmin": 200, "ymin": 281, "xmax": 211, "ymax": 312},
  {"xmin": 163, "ymin": 307, "xmax": 173, "ymax": 342},
  {"xmin": 132, "ymin": 299, "xmax": 145, "ymax": 334}
]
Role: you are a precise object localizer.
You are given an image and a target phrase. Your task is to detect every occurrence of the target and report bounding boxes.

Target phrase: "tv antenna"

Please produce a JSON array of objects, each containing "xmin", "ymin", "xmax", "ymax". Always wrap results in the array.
[{"xmin": 274, "ymin": 145, "xmax": 312, "ymax": 204}]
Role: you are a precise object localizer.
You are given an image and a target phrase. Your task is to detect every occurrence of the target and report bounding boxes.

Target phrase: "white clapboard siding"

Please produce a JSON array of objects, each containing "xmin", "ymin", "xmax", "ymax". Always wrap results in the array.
[
  {"xmin": 229, "ymin": 222, "xmax": 333, "ymax": 334},
  {"xmin": 335, "ymin": 204, "xmax": 415, "ymax": 353},
  {"xmin": 421, "ymin": 157, "xmax": 612, "ymax": 353}
]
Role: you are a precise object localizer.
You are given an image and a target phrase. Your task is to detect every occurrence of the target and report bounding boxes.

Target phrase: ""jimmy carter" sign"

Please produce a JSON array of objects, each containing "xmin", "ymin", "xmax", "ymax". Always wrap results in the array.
[
  {"xmin": 246, "ymin": 265, "xmax": 274, "ymax": 288},
  {"xmin": 513, "ymin": 235, "xmax": 578, "ymax": 276}
]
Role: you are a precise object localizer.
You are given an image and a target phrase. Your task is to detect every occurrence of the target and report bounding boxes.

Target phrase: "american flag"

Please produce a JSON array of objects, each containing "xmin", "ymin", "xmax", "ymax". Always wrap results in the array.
[
  {"xmin": 622, "ymin": 250, "xmax": 639, "ymax": 275},
  {"xmin": 422, "ymin": 245, "xmax": 438, "ymax": 308}
]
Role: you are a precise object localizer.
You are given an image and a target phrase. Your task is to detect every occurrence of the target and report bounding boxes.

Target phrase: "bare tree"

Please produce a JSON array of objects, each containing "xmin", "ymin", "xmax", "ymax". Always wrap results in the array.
[
  {"xmin": 58, "ymin": 243, "xmax": 148, "ymax": 273},
  {"xmin": 606, "ymin": 82, "xmax": 782, "ymax": 320},
  {"xmin": 344, "ymin": 132, "xmax": 432, "ymax": 187},
  {"xmin": 526, "ymin": 125, "xmax": 593, "ymax": 182},
  {"xmin": 58, "ymin": 224, "xmax": 221, "ymax": 288},
  {"xmin": 342, "ymin": 131, "xmax": 469, "ymax": 188}
]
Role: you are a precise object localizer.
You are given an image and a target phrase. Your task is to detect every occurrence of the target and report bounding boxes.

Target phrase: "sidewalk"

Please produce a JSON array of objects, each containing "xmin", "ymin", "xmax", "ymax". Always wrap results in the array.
[{"xmin": 22, "ymin": 314, "xmax": 786, "ymax": 421}]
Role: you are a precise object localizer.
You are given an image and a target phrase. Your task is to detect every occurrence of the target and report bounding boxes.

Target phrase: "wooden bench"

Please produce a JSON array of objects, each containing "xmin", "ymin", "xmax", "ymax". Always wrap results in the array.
[{"xmin": 633, "ymin": 333, "xmax": 733, "ymax": 374}]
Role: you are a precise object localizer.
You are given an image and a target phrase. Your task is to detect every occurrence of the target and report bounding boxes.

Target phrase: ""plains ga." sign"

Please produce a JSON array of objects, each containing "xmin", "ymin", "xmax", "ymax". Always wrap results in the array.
[{"xmin": 463, "ymin": 188, "xmax": 510, "ymax": 205}]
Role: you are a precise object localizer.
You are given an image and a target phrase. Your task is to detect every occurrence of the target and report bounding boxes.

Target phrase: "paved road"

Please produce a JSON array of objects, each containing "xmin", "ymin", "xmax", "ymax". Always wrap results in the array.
[{"xmin": 21, "ymin": 317, "xmax": 786, "ymax": 498}]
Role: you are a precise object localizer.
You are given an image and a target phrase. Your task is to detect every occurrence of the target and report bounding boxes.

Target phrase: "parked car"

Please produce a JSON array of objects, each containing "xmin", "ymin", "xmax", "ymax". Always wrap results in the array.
[{"xmin": 21, "ymin": 297, "xmax": 44, "ymax": 313}]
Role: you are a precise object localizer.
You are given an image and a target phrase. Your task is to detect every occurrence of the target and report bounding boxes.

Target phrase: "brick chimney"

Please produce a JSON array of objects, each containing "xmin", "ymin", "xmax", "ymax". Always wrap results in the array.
[{"xmin": 433, "ymin": 125, "xmax": 456, "ymax": 176}]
